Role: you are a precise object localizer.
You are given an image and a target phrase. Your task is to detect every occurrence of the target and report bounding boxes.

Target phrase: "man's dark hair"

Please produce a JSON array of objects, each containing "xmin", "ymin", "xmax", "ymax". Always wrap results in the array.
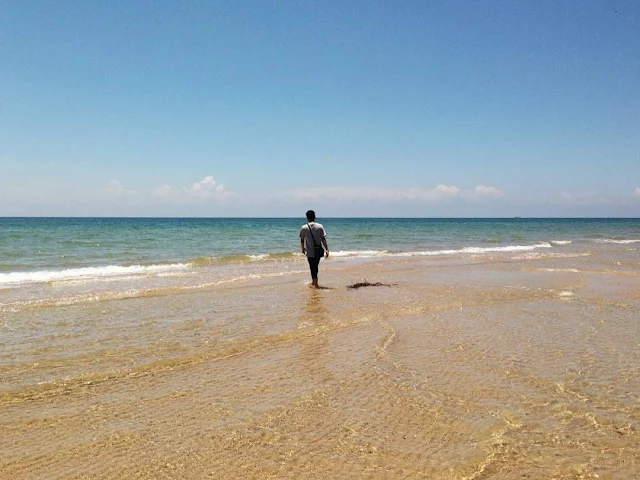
[{"xmin": 306, "ymin": 210, "xmax": 316, "ymax": 221}]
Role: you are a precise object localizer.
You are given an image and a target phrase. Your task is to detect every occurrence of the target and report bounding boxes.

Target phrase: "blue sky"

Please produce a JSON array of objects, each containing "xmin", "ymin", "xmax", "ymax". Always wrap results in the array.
[{"xmin": 2, "ymin": 0, "xmax": 639, "ymax": 217}]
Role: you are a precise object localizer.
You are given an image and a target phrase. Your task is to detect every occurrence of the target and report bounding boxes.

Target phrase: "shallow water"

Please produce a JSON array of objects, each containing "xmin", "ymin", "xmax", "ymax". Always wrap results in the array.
[{"xmin": 1, "ymin": 241, "xmax": 638, "ymax": 479}]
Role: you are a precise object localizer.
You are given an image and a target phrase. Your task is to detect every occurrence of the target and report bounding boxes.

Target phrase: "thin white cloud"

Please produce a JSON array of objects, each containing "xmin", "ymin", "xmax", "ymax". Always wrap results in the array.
[
  {"xmin": 635, "ymin": 187, "xmax": 640, "ymax": 197},
  {"xmin": 474, "ymin": 185, "xmax": 503, "ymax": 198},
  {"xmin": 103, "ymin": 179, "xmax": 137, "ymax": 196},
  {"xmin": 557, "ymin": 191, "xmax": 610, "ymax": 206},
  {"xmin": 152, "ymin": 185, "xmax": 173, "ymax": 197},
  {"xmin": 283, "ymin": 185, "xmax": 462, "ymax": 203},
  {"xmin": 435, "ymin": 185, "xmax": 461, "ymax": 197},
  {"xmin": 104, "ymin": 179, "xmax": 125, "ymax": 195},
  {"xmin": 150, "ymin": 176, "xmax": 235, "ymax": 201}
]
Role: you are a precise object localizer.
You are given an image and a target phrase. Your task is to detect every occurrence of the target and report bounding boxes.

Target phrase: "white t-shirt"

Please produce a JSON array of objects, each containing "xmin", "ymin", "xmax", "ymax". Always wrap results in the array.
[{"xmin": 300, "ymin": 222, "xmax": 326, "ymax": 258}]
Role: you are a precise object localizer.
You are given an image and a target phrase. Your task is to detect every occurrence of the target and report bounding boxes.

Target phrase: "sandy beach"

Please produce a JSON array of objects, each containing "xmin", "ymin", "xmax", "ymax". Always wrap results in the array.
[
  {"xmin": 2, "ymin": 248, "xmax": 638, "ymax": 479},
  {"xmin": 3, "ymin": 0, "xmax": 639, "ymax": 476}
]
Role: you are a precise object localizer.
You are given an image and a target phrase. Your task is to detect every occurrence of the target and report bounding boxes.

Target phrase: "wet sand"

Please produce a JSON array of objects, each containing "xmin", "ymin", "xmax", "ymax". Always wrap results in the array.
[{"xmin": 1, "ymin": 253, "xmax": 639, "ymax": 479}]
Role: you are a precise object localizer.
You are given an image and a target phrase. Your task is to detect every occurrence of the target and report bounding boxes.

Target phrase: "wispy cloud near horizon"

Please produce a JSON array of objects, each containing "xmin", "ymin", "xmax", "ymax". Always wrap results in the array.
[
  {"xmin": 103, "ymin": 179, "xmax": 138, "ymax": 197},
  {"xmin": 151, "ymin": 176, "xmax": 235, "ymax": 201},
  {"xmin": 3, "ymin": 174, "xmax": 639, "ymax": 217},
  {"xmin": 278, "ymin": 185, "xmax": 506, "ymax": 204},
  {"xmin": 474, "ymin": 185, "xmax": 503, "ymax": 198},
  {"xmin": 280, "ymin": 185, "xmax": 460, "ymax": 203}
]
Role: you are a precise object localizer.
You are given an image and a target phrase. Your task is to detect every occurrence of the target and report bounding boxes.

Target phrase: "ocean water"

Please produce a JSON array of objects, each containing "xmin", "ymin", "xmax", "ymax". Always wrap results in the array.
[
  {"xmin": 1, "ymin": 217, "xmax": 639, "ymax": 313},
  {"xmin": 2, "ymin": 217, "xmax": 639, "ymax": 478},
  {"xmin": 2, "ymin": 216, "xmax": 639, "ymax": 282}
]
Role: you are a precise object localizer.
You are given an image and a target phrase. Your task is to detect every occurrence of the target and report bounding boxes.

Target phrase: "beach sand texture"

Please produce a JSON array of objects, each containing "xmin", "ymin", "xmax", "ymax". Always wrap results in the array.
[{"xmin": 1, "ymin": 253, "xmax": 639, "ymax": 479}]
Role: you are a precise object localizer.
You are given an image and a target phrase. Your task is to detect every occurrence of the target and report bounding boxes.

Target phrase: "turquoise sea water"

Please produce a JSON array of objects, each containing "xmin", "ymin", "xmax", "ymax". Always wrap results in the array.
[
  {"xmin": 1, "ymin": 217, "xmax": 639, "ymax": 276},
  {"xmin": 1, "ymin": 217, "xmax": 639, "ymax": 312}
]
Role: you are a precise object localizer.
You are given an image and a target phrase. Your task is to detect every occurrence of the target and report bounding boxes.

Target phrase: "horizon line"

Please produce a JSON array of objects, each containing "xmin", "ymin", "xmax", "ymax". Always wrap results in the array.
[{"xmin": 2, "ymin": 216, "xmax": 639, "ymax": 220}]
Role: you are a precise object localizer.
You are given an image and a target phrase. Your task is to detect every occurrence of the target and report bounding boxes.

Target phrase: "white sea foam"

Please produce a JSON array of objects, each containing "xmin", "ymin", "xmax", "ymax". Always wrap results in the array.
[
  {"xmin": 594, "ymin": 239, "xmax": 640, "ymax": 244},
  {"xmin": 395, "ymin": 243, "xmax": 553, "ymax": 257},
  {"xmin": 329, "ymin": 243, "xmax": 553, "ymax": 259},
  {"xmin": 0, "ymin": 267, "xmax": 310, "ymax": 312},
  {"xmin": 330, "ymin": 250, "xmax": 389, "ymax": 258},
  {"xmin": 557, "ymin": 291, "xmax": 575, "ymax": 297},
  {"xmin": 0, "ymin": 263, "xmax": 190, "ymax": 286},
  {"xmin": 550, "ymin": 240, "xmax": 572, "ymax": 245},
  {"xmin": 539, "ymin": 268, "xmax": 581, "ymax": 273},
  {"xmin": 248, "ymin": 254, "xmax": 270, "ymax": 261},
  {"xmin": 513, "ymin": 252, "xmax": 590, "ymax": 260},
  {"xmin": 0, "ymin": 242, "xmax": 560, "ymax": 287}
]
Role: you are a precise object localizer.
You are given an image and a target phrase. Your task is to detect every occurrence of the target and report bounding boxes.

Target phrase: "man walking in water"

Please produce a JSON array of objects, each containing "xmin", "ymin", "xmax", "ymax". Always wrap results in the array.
[{"xmin": 300, "ymin": 210, "xmax": 329, "ymax": 288}]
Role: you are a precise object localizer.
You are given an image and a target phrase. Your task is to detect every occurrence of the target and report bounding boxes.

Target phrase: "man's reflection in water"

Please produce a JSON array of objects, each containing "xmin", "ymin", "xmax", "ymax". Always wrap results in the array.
[
  {"xmin": 298, "ymin": 289, "xmax": 334, "ymax": 384},
  {"xmin": 305, "ymin": 289, "xmax": 328, "ymax": 322}
]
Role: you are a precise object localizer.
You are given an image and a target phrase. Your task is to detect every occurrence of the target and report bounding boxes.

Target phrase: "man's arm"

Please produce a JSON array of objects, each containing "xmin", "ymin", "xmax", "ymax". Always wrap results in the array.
[
  {"xmin": 321, "ymin": 236, "xmax": 329, "ymax": 257},
  {"xmin": 300, "ymin": 233, "xmax": 306, "ymax": 255}
]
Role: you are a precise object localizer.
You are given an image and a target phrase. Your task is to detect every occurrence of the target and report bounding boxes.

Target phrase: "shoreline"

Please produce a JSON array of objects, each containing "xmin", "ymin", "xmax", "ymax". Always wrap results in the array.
[{"xmin": 1, "ymin": 249, "xmax": 639, "ymax": 478}]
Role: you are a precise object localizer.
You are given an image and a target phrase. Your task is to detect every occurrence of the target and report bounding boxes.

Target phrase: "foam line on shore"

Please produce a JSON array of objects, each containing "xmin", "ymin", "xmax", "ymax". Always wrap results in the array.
[
  {"xmin": 0, "ymin": 242, "xmax": 560, "ymax": 287},
  {"xmin": 0, "ymin": 263, "xmax": 190, "ymax": 286}
]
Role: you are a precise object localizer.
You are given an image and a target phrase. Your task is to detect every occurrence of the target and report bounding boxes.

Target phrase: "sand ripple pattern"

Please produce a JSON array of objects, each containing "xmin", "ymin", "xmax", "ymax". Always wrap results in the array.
[{"xmin": 1, "ymin": 253, "xmax": 639, "ymax": 479}]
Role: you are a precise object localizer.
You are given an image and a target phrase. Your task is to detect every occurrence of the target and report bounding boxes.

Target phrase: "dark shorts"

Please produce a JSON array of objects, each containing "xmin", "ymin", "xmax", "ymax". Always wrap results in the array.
[{"xmin": 307, "ymin": 255, "xmax": 321, "ymax": 279}]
